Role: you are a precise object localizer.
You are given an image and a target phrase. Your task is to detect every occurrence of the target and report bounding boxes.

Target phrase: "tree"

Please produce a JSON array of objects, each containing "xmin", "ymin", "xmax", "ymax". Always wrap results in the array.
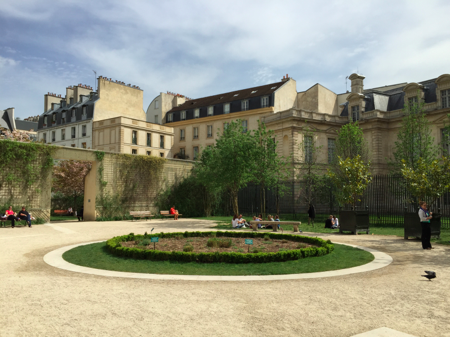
[
  {"xmin": 296, "ymin": 123, "xmax": 327, "ymax": 223},
  {"xmin": 52, "ymin": 160, "xmax": 92, "ymax": 208},
  {"xmin": 390, "ymin": 93, "xmax": 438, "ymax": 173},
  {"xmin": 401, "ymin": 157, "xmax": 450, "ymax": 208},
  {"xmin": 0, "ymin": 128, "xmax": 35, "ymax": 142},
  {"xmin": 253, "ymin": 120, "xmax": 290, "ymax": 217},
  {"xmin": 328, "ymin": 155, "xmax": 372, "ymax": 208},
  {"xmin": 195, "ymin": 120, "xmax": 257, "ymax": 215},
  {"xmin": 334, "ymin": 121, "xmax": 369, "ymax": 162}
]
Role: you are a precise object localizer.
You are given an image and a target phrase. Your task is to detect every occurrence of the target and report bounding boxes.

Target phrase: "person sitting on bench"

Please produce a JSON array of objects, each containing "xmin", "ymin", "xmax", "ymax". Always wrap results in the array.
[
  {"xmin": 170, "ymin": 206, "xmax": 179, "ymax": 220},
  {"xmin": 5, "ymin": 206, "xmax": 19, "ymax": 228},
  {"xmin": 324, "ymin": 215, "xmax": 334, "ymax": 229},
  {"xmin": 18, "ymin": 206, "xmax": 32, "ymax": 227}
]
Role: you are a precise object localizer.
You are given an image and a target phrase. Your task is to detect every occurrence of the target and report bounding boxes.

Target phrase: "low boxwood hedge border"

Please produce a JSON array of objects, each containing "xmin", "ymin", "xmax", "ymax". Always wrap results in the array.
[{"xmin": 106, "ymin": 231, "xmax": 334, "ymax": 264}]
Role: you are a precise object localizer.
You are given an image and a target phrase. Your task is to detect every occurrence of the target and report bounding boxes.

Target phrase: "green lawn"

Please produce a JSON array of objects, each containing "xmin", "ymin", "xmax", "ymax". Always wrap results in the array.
[
  {"xmin": 62, "ymin": 241, "xmax": 374, "ymax": 276},
  {"xmin": 50, "ymin": 215, "xmax": 78, "ymax": 221},
  {"xmin": 193, "ymin": 216, "xmax": 450, "ymax": 246}
]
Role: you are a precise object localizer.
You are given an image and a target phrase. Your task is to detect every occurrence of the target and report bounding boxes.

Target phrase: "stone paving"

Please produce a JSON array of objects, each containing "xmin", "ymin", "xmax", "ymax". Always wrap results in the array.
[{"xmin": 0, "ymin": 219, "xmax": 449, "ymax": 337}]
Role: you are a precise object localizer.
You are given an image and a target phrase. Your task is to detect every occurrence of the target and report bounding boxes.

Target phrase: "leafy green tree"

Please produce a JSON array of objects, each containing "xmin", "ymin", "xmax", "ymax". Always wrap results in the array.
[
  {"xmin": 390, "ymin": 93, "xmax": 438, "ymax": 173},
  {"xmin": 195, "ymin": 120, "xmax": 257, "ymax": 215},
  {"xmin": 327, "ymin": 155, "xmax": 372, "ymax": 208},
  {"xmin": 253, "ymin": 121, "xmax": 290, "ymax": 217},
  {"xmin": 334, "ymin": 121, "xmax": 369, "ymax": 162},
  {"xmin": 401, "ymin": 157, "xmax": 450, "ymax": 208}
]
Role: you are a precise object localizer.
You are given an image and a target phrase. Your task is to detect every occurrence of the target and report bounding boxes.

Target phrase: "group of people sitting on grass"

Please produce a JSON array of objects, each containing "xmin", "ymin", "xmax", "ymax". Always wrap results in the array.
[
  {"xmin": 232, "ymin": 214, "xmax": 281, "ymax": 229},
  {"xmin": 324, "ymin": 215, "xmax": 339, "ymax": 229},
  {"xmin": 0, "ymin": 206, "xmax": 35, "ymax": 228}
]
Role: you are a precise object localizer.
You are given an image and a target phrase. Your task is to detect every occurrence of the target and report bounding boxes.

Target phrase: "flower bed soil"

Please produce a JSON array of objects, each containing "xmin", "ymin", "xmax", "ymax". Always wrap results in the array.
[{"xmin": 121, "ymin": 237, "xmax": 315, "ymax": 253}]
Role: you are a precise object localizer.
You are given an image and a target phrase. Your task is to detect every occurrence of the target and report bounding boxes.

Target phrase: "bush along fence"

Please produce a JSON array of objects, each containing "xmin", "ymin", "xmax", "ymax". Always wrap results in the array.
[
  {"xmin": 106, "ymin": 231, "xmax": 334, "ymax": 264},
  {"xmin": 238, "ymin": 176, "xmax": 450, "ymax": 229}
]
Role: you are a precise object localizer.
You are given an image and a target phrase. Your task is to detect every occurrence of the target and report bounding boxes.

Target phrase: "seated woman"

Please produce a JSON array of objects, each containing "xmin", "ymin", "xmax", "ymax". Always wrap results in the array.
[
  {"xmin": 331, "ymin": 215, "xmax": 339, "ymax": 229},
  {"xmin": 232, "ymin": 214, "xmax": 243, "ymax": 229},
  {"xmin": 5, "ymin": 206, "xmax": 19, "ymax": 228},
  {"xmin": 252, "ymin": 216, "xmax": 262, "ymax": 228},
  {"xmin": 265, "ymin": 215, "xmax": 274, "ymax": 229},
  {"xmin": 170, "ymin": 205, "xmax": 179, "ymax": 220}
]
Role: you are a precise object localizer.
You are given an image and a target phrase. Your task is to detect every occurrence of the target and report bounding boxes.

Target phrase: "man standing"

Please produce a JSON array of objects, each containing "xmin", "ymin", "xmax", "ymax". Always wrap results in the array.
[
  {"xmin": 307, "ymin": 204, "xmax": 315, "ymax": 226},
  {"xmin": 18, "ymin": 207, "xmax": 32, "ymax": 227}
]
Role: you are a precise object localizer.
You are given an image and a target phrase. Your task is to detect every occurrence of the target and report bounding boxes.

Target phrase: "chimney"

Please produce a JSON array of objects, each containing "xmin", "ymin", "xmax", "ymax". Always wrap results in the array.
[{"xmin": 348, "ymin": 73, "xmax": 365, "ymax": 94}]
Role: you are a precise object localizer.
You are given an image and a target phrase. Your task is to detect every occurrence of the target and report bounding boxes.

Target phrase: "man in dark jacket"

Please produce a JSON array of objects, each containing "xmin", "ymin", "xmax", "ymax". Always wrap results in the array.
[
  {"xmin": 307, "ymin": 204, "xmax": 315, "ymax": 226},
  {"xmin": 324, "ymin": 215, "xmax": 333, "ymax": 229},
  {"xmin": 17, "ymin": 206, "xmax": 32, "ymax": 227}
]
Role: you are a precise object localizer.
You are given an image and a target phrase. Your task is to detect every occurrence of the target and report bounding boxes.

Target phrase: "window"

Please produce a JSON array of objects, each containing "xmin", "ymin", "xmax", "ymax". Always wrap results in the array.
[
  {"xmin": 408, "ymin": 96, "xmax": 418, "ymax": 109},
  {"xmin": 147, "ymin": 133, "xmax": 151, "ymax": 146},
  {"xmin": 224, "ymin": 122, "xmax": 229, "ymax": 130},
  {"xmin": 208, "ymin": 106, "xmax": 214, "ymax": 116},
  {"xmin": 52, "ymin": 114, "xmax": 56, "ymax": 124},
  {"xmin": 132, "ymin": 130, "xmax": 137, "ymax": 145},
  {"xmin": 351, "ymin": 105, "xmax": 360, "ymax": 122},
  {"xmin": 43, "ymin": 116, "xmax": 48, "ymax": 126},
  {"xmin": 180, "ymin": 148, "xmax": 185, "ymax": 157},
  {"xmin": 160, "ymin": 153, "xmax": 164, "ymax": 158},
  {"xmin": 82, "ymin": 142, "xmax": 87, "ymax": 149},
  {"xmin": 132, "ymin": 149, "xmax": 137, "ymax": 155},
  {"xmin": 261, "ymin": 96, "xmax": 269, "ymax": 108},
  {"xmin": 51, "ymin": 131, "xmax": 55, "ymax": 142},
  {"xmin": 305, "ymin": 136, "xmax": 313, "ymax": 163},
  {"xmin": 251, "ymin": 90, "xmax": 257, "ymax": 94},
  {"xmin": 71, "ymin": 109, "xmax": 76, "ymax": 121},
  {"xmin": 71, "ymin": 127, "xmax": 76, "ymax": 139},
  {"xmin": 193, "ymin": 127, "xmax": 199, "ymax": 139},
  {"xmin": 61, "ymin": 112, "xmax": 66, "ymax": 123},
  {"xmin": 70, "ymin": 97, "xmax": 74, "ymax": 105},
  {"xmin": 242, "ymin": 120, "xmax": 248, "ymax": 133},
  {"xmin": 82, "ymin": 107, "xmax": 87, "ymax": 120},
  {"xmin": 82, "ymin": 125, "xmax": 86, "ymax": 137},
  {"xmin": 442, "ymin": 89, "xmax": 450, "ymax": 108},
  {"xmin": 42, "ymin": 133, "xmax": 47, "ymax": 143},
  {"xmin": 241, "ymin": 100, "xmax": 249, "ymax": 111},
  {"xmin": 167, "ymin": 113, "xmax": 173, "ymax": 122},
  {"xmin": 224, "ymin": 103, "xmax": 230, "ymax": 114},
  {"xmin": 442, "ymin": 129, "xmax": 450, "ymax": 156},
  {"xmin": 207, "ymin": 125, "xmax": 213, "ymax": 138},
  {"xmin": 146, "ymin": 151, "xmax": 151, "ymax": 156},
  {"xmin": 71, "ymin": 144, "xmax": 75, "ymax": 147},
  {"xmin": 328, "ymin": 139, "xmax": 336, "ymax": 164},
  {"xmin": 233, "ymin": 94, "xmax": 239, "ymax": 97},
  {"xmin": 154, "ymin": 115, "xmax": 159, "ymax": 124},
  {"xmin": 180, "ymin": 129, "xmax": 185, "ymax": 141},
  {"xmin": 160, "ymin": 135, "xmax": 164, "ymax": 149},
  {"xmin": 193, "ymin": 146, "xmax": 199, "ymax": 160},
  {"xmin": 155, "ymin": 100, "xmax": 159, "ymax": 109},
  {"xmin": 194, "ymin": 109, "xmax": 200, "ymax": 119},
  {"xmin": 180, "ymin": 111, "xmax": 186, "ymax": 120},
  {"xmin": 61, "ymin": 129, "xmax": 65, "ymax": 140}
]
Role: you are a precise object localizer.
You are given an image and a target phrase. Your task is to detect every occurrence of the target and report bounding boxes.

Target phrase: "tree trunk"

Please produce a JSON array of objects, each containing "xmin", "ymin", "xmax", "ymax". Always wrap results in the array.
[
  {"xmin": 230, "ymin": 189, "xmax": 239, "ymax": 215},
  {"xmin": 260, "ymin": 184, "xmax": 266, "ymax": 218}
]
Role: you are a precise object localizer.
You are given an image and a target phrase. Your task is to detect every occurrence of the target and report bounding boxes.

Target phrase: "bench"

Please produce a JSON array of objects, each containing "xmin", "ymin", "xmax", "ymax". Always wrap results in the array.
[
  {"xmin": 54, "ymin": 210, "xmax": 69, "ymax": 216},
  {"xmin": 160, "ymin": 211, "xmax": 182, "ymax": 218},
  {"xmin": 0, "ymin": 217, "xmax": 29, "ymax": 227},
  {"xmin": 129, "ymin": 211, "xmax": 154, "ymax": 221},
  {"xmin": 249, "ymin": 221, "xmax": 301, "ymax": 233}
]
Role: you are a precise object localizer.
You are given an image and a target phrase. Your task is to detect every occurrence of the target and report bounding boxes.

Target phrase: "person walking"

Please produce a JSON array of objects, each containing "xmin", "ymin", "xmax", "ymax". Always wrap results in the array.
[
  {"xmin": 307, "ymin": 204, "xmax": 315, "ymax": 226},
  {"xmin": 418, "ymin": 201, "xmax": 433, "ymax": 250}
]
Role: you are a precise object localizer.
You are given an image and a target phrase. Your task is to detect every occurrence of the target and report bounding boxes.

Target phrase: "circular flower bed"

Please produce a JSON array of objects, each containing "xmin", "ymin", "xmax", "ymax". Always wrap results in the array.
[{"xmin": 106, "ymin": 231, "xmax": 334, "ymax": 264}]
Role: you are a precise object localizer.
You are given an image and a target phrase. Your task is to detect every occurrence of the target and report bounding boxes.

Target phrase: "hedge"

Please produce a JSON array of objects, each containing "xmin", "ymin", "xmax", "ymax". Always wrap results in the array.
[{"xmin": 106, "ymin": 231, "xmax": 334, "ymax": 264}]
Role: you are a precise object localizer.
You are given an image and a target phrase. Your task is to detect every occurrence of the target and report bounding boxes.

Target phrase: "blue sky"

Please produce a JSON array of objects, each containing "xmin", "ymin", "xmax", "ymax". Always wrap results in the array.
[{"xmin": 1, "ymin": 0, "xmax": 450, "ymax": 119}]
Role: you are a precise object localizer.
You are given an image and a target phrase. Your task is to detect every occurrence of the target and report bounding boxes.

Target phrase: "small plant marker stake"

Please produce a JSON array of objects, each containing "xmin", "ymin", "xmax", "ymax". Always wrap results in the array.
[
  {"xmin": 245, "ymin": 239, "xmax": 253, "ymax": 252},
  {"xmin": 151, "ymin": 236, "xmax": 159, "ymax": 250}
]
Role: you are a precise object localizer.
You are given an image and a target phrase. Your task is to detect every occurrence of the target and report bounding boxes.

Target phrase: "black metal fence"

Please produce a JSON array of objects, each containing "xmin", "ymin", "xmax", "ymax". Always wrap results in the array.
[{"xmin": 237, "ymin": 175, "xmax": 450, "ymax": 228}]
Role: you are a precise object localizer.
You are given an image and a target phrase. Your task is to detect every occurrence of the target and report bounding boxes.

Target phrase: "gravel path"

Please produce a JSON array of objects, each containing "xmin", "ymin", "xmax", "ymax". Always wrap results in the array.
[{"xmin": 0, "ymin": 219, "xmax": 449, "ymax": 337}]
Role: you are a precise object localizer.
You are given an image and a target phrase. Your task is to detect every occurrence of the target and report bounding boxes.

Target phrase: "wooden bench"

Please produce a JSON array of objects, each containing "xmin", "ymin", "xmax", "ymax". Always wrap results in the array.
[
  {"xmin": 54, "ymin": 210, "xmax": 69, "ymax": 216},
  {"xmin": 0, "ymin": 217, "xmax": 28, "ymax": 227},
  {"xmin": 160, "ymin": 211, "xmax": 182, "ymax": 218},
  {"xmin": 249, "ymin": 221, "xmax": 301, "ymax": 233},
  {"xmin": 129, "ymin": 211, "xmax": 154, "ymax": 221}
]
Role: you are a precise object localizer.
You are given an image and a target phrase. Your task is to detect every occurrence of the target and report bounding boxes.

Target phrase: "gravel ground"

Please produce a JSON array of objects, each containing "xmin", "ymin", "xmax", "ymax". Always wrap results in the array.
[{"xmin": 0, "ymin": 219, "xmax": 449, "ymax": 337}]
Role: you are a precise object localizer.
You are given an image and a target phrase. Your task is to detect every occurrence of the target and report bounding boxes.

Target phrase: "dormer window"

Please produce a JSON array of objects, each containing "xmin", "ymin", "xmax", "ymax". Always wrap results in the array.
[
  {"xmin": 408, "ymin": 97, "xmax": 418, "ymax": 106},
  {"xmin": 441, "ymin": 89, "xmax": 450, "ymax": 108},
  {"xmin": 43, "ymin": 116, "xmax": 48, "ymax": 126},
  {"xmin": 261, "ymin": 96, "xmax": 269, "ymax": 108},
  {"xmin": 194, "ymin": 109, "xmax": 200, "ymax": 119},
  {"xmin": 233, "ymin": 94, "xmax": 239, "ymax": 97},
  {"xmin": 71, "ymin": 109, "xmax": 76, "ymax": 121},
  {"xmin": 224, "ymin": 103, "xmax": 230, "ymax": 114},
  {"xmin": 62, "ymin": 112, "xmax": 66, "ymax": 123},
  {"xmin": 180, "ymin": 111, "xmax": 186, "ymax": 120},
  {"xmin": 52, "ymin": 114, "xmax": 56, "ymax": 124},
  {"xmin": 351, "ymin": 106, "xmax": 360, "ymax": 122},
  {"xmin": 167, "ymin": 113, "xmax": 173, "ymax": 122},
  {"xmin": 82, "ymin": 106, "xmax": 87, "ymax": 120},
  {"xmin": 241, "ymin": 100, "xmax": 249, "ymax": 111},
  {"xmin": 207, "ymin": 106, "xmax": 214, "ymax": 116},
  {"xmin": 251, "ymin": 90, "xmax": 257, "ymax": 94}
]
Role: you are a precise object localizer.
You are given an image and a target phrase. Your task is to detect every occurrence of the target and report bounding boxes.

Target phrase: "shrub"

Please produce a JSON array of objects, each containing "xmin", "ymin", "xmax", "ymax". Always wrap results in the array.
[
  {"xmin": 263, "ymin": 234, "xmax": 270, "ymax": 241},
  {"xmin": 207, "ymin": 238, "xmax": 218, "ymax": 248},
  {"xmin": 140, "ymin": 239, "xmax": 150, "ymax": 246},
  {"xmin": 105, "ymin": 231, "xmax": 334, "ymax": 264},
  {"xmin": 183, "ymin": 244, "xmax": 194, "ymax": 252}
]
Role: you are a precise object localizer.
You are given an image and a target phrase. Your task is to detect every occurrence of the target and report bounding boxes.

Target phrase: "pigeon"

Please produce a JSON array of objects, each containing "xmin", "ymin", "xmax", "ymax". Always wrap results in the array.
[{"xmin": 422, "ymin": 270, "xmax": 436, "ymax": 281}]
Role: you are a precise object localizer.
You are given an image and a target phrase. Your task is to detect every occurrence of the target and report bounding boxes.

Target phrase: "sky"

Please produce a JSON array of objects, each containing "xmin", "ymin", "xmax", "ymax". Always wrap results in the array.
[{"xmin": 1, "ymin": 0, "xmax": 450, "ymax": 119}]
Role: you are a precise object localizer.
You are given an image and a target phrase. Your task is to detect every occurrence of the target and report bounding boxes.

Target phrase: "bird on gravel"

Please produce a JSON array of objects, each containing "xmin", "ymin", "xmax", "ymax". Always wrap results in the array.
[{"xmin": 422, "ymin": 270, "xmax": 436, "ymax": 281}]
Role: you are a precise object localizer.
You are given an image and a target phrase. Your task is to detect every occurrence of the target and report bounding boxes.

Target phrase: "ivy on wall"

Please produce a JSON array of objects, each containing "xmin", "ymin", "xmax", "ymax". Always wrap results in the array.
[
  {"xmin": 95, "ymin": 151, "xmax": 166, "ymax": 218},
  {"xmin": 0, "ymin": 140, "xmax": 55, "ymax": 191}
]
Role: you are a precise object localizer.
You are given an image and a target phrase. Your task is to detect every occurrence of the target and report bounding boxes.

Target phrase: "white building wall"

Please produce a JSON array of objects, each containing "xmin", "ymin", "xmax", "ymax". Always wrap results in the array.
[{"xmin": 37, "ymin": 120, "xmax": 93, "ymax": 149}]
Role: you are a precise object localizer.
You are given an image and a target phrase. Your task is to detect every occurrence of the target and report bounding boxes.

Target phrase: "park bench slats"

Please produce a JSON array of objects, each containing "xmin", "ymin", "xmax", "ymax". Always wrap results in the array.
[
  {"xmin": 129, "ymin": 211, "xmax": 154, "ymax": 221},
  {"xmin": 160, "ymin": 211, "xmax": 182, "ymax": 217}
]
